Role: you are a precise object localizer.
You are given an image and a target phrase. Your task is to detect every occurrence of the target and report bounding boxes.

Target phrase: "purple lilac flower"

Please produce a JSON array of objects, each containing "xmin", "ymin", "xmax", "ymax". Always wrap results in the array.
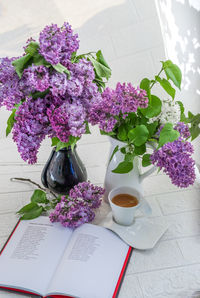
[
  {"xmin": 12, "ymin": 95, "xmax": 54, "ymax": 164},
  {"xmin": 50, "ymin": 71, "xmax": 68, "ymax": 97},
  {"xmin": 150, "ymin": 139, "xmax": 195, "ymax": 187},
  {"xmin": 89, "ymin": 82, "xmax": 148, "ymax": 132},
  {"xmin": 39, "ymin": 24, "xmax": 62, "ymax": 65},
  {"xmin": 174, "ymin": 122, "xmax": 190, "ymax": 139},
  {"xmin": 69, "ymin": 181, "xmax": 105, "ymax": 209},
  {"xmin": 64, "ymin": 59, "xmax": 95, "ymax": 99},
  {"xmin": 23, "ymin": 65, "xmax": 50, "ymax": 92},
  {"xmin": 68, "ymin": 58, "xmax": 95, "ymax": 82},
  {"xmin": 0, "ymin": 57, "xmax": 23, "ymax": 110},
  {"xmin": 39, "ymin": 22, "xmax": 79, "ymax": 65},
  {"xmin": 49, "ymin": 58, "xmax": 98, "ymax": 107},
  {"xmin": 79, "ymin": 76, "xmax": 101, "ymax": 111},
  {"xmin": 59, "ymin": 22, "xmax": 79, "ymax": 65},
  {"xmin": 49, "ymin": 199, "xmax": 95, "ymax": 229},
  {"xmin": 49, "ymin": 182, "xmax": 105, "ymax": 228},
  {"xmin": 48, "ymin": 101, "xmax": 86, "ymax": 142},
  {"xmin": 65, "ymin": 75, "xmax": 84, "ymax": 97}
]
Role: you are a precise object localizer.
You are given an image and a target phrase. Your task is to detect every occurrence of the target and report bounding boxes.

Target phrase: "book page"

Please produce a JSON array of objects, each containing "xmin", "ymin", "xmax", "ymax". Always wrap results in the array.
[
  {"xmin": 47, "ymin": 224, "xmax": 129, "ymax": 298},
  {"xmin": 0, "ymin": 216, "xmax": 73, "ymax": 296}
]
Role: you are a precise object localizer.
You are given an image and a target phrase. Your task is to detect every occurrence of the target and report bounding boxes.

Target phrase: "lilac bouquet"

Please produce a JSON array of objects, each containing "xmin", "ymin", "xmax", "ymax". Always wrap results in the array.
[
  {"xmin": 91, "ymin": 61, "xmax": 200, "ymax": 188},
  {"xmin": 0, "ymin": 22, "xmax": 111, "ymax": 164}
]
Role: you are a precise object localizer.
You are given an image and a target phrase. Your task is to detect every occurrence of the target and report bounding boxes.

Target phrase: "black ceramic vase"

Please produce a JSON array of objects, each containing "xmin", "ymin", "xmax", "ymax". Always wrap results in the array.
[{"xmin": 41, "ymin": 146, "xmax": 87, "ymax": 194}]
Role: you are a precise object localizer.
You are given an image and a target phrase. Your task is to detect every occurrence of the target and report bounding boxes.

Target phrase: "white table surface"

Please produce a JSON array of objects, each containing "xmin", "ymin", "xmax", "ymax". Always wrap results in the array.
[{"xmin": 0, "ymin": 130, "xmax": 200, "ymax": 298}]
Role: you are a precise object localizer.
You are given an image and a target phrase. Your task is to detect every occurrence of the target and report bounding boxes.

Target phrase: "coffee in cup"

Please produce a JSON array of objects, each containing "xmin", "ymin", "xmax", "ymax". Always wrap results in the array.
[
  {"xmin": 111, "ymin": 193, "xmax": 138, "ymax": 207},
  {"xmin": 108, "ymin": 186, "xmax": 151, "ymax": 226}
]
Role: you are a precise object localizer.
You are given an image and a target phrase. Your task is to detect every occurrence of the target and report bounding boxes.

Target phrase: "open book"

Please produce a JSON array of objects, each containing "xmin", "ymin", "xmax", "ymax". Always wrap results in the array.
[{"xmin": 0, "ymin": 216, "xmax": 132, "ymax": 298}]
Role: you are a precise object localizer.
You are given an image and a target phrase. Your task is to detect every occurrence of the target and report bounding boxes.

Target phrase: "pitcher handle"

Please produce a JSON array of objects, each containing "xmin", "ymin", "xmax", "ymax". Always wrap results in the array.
[{"xmin": 139, "ymin": 166, "xmax": 157, "ymax": 182}]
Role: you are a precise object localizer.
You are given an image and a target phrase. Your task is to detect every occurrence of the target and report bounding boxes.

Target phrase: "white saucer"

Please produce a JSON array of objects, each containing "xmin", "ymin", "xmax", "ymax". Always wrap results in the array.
[{"xmin": 98, "ymin": 212, "xmax": 170, "ymax": 250}]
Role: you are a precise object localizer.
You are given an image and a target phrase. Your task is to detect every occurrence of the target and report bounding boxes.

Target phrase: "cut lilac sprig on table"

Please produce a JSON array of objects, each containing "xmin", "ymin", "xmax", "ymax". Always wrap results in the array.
[
  {"xmin": 49, "ymin": 182, "xmax": 105, "ymax": 228},
  {"xmin": 15, "ymin": 180, "xmax": 104, "ymax": 223}
]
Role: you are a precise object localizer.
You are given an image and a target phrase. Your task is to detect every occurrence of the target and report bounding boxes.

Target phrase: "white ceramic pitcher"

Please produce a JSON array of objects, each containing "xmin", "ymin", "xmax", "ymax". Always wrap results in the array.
[{"xmin": 104, "ymin": 137, "xmax": 156, "ymax": 201}]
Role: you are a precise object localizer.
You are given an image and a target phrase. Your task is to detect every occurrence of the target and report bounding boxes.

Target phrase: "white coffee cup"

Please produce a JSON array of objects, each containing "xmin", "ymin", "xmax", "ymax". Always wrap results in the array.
[{"xmin": 108, "ymin": 186, "xmax": 152, "ymax": 226}]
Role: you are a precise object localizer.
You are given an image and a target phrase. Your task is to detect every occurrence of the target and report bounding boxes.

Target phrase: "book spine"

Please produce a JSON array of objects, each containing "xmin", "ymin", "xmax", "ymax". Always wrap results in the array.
[
  {"xmin": 112, "ymin": 246, "xmax": 133, "ymax": 298},
  {"xmin": 0, "ymin": 220, "xmax": 21, "ymax": 255}
]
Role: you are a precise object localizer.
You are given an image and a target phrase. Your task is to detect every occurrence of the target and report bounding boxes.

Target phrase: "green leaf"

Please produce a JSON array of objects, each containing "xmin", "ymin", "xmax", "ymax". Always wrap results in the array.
[
  {"xmin": 177, "ymin": 101, "xmax": 184, "ymax": 114},
  {"xmin": 155, "ymin": 76, "xmax": 175, "ymax": 99},
  {"xmin": 14, "ymin": 101, "xmax": 23, "ymax": 108},
  {"xmin": 33, "ymin": 53, "xmax": 50, "ymax": 66},
  {"xmin": 17, "ymin": 202, "xmax": 38, "ymax": 214},
  {"xmin": 12, "ymin": 54, "xmax": 32, "ymax": 78},
  {"xmin": 93, "ymin": 79, "xmax": 106, "ymax": 93},
  {"xmin": 146, "ymin": 121, "xmax": 158, "ymax": 138},
  {"xmin": 134, "ymin": 144, "xmax": 146, "ymax": 155},
  {"xmin": 117, "ymin": 126, "xmax": 127, "ymax": 141},
  {"xmin": 85, "ymin": 122, "xmax": 91, "ymax": 134},
  {"xmin": 188, "ymin": 111, "xmax": 194, "ymax": 120},
  {"xmin": 56, "ymin": 141, "xmax": 70, "ymax": 151},
  {"xmin": 56, "ymin": 136, "xmax": 80, "ymax": 152},
  {"xmin": 51, "ymin": 137, "xmax": 60, "ymax": 147},
  {"xmin": 52, "ymin": 63, "xmax": 70, "ymax": 78},
  {"xmin": 44, "ymin": 205, "xmax": 52, "ymax": 211},
  {"xmin": 128, "ymin": 125, "xmax": 149, "ymax": 146},
  {"xmin": 124, "ymin": 153, "xmax": 134, "ymax": 162},
  {"xmin": 157, "ymin": 167, "xmax": 161, "ymax": 174},
  {"xmin": 21, "ymin": 206, "xmax": 43, "ymax": 220},
  {"xmin": 70, "ymin": 51, "xmax": 77, "ymax": 62},
  {"xmin": 31, "ymin": 189, "xmax": 48, "ymax": 204},
  {"xmin": 74, "ymin": 53, "xmax": 86, "ymax": 62},
  {"xmin": 31, "ymin": 89, "xmax": 49, "ymax": 99},
  {"xmin": 88, "ymin": 56, "xmax": 111, "ymax": 80},
  {"xmin": 177, "ymin": 101, "xmax": 187, "ymax": 122},
  {"xmin": 187, "ymin": 112, "xmax": 200, "ymax": 140},
  {"xmin": 96, "ymin": 50, "xmax": 111, "ymax": 70},
  {"xmin": 100, "ymin": 130, "xmax": 115, "ymax": 136},
  {"xmin": 6, "ymin": 109, "xmax": 16, "ymax": 136},
  {"xmin": 142, "ymin": 154, "xmax": 152, "ymax": 167},
  {"xmin": 140, "ymin": 78, "xmax": 151, "ymax": 99},
  {"xmin": 25, "ymin": 42, "xmax": 39, "ymax": 55},
  {"xmin": 158, "ymin": 123, "xmax": 180, "ymax": 147},
  {"xmin": 112, "ymin": 161, "xmax": 133, "ymax": 174},
  {"xmin": 109, "ymin": 145, "xmax": 119, "ymax": 163},
  {"xmin": 120, "ymin": 147, "xmax": 126, "ymax": 154},
  {"xmin": 68, "ymin": 135, "xmax": 80, "ymax": 151},
  {"xmin": 162, "ymin": 60, "xmax": 182, "ymax": 90},
  {"xmin": 128, "ymin": 112, "xmax": 137, "ymax": 125},
  {"xmin": 190, "ymin": 124, "xmax": 200, "ymax": 141},
  {"xmin": 140, "ymin": 95, "xmax": 162, "ymax": 118}
]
